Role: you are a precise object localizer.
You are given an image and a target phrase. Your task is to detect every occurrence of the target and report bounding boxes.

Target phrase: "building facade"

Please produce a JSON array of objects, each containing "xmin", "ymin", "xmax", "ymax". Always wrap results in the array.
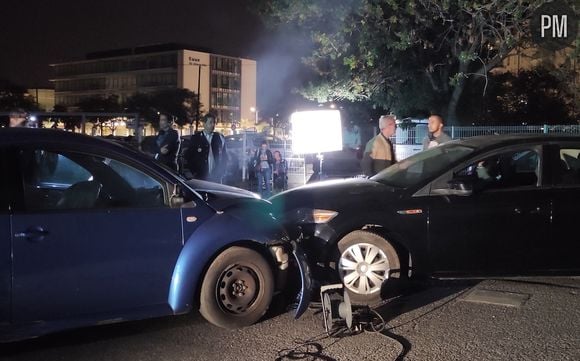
[
  {"xmin": 26, "ymin": 88, "xmax": 55, "ymax": 111},
  {"xmin": 50, "ymin": 44, "xmax": 257, "ymax": 126}
]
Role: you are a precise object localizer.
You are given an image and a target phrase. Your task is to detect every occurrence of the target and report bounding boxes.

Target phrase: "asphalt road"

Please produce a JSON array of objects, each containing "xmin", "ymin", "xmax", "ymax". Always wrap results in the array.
[{"xmin": 1, "ymin": 277, "xmax": 579, "ymax": 361}]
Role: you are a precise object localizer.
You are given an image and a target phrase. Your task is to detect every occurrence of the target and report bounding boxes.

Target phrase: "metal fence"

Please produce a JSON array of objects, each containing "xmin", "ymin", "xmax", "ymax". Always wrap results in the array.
[
  {"xmin": 394, "ymin": 124, "xmax": 580, "ymax": 161},
  {"xmin": 227, "ymin": 124, "xmax": 580, "ymax": 188},
  {"xmin": 448, "ymin": 124, "xmax": 580, "ymax": 139},
  {"xmin": 286, "ymin": 157, "xmax": 308, "ymax": 188}
]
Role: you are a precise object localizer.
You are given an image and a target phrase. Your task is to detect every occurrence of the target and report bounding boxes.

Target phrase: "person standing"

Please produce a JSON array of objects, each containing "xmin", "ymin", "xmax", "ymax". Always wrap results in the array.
[
  {"xmin": 362, "ymin": 115, "xmax": 397, "ymax": 176},
  {"xmin": 422, "ymin": 114, "xmax": 452, "ymax": 150},
  {"xmin": 253, "ymin": 140, "xmax": 274, "ymax": 198},
  {"xmin": 186, "ymin": 113, "xmax": 227, "ymax": 182},
  {"xmin": 272, "ymin": 150, "xmax": 287, "ymax": 193},
  {"xmin": 154, "ymin": 114, "xmax": 180, "ymax": 171}
]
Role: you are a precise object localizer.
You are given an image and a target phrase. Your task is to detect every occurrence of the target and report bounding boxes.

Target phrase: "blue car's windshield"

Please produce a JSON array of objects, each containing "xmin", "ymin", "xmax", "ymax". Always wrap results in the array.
[{"xmin": 371, "ymin": 143, "xmax": 474, "ymax": 188}]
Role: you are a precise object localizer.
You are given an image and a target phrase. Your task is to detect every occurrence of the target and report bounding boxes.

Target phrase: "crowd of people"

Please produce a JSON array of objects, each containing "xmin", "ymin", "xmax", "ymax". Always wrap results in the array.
[
  {"xmin": 4, "ymin": 107, "xmax": 452, "ymax": 194},
  {"xmin": 151, "ymin": 112, "xmax": 287, "ymax": 197}
]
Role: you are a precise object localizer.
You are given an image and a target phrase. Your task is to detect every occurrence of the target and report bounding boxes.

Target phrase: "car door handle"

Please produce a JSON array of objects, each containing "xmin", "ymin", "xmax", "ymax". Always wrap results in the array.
[
  {"xmin": 529, "ymin": 206, "xmax": 541, "ymax": 214},
  {"xmin": 14, "ymin": 226, "xmax": 50, "ymax": 242},
  {"xmin": 513, "ymin": 207, "xmax": 542, "ymax": 215}
]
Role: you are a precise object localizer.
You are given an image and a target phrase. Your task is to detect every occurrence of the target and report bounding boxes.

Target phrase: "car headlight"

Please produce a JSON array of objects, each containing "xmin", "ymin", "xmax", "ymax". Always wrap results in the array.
[
  {"xmin": 283, "ymin": 208, "xmax": 338, "ymax": 224},
  {"xmin": 311, "ymin": 209, "xmax": 339, "ymax": 224}
]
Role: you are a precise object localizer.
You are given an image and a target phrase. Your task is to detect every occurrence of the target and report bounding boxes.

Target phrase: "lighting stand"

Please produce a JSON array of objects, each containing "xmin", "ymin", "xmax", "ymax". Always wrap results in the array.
[
  {"xmin": 320, "ymin": 283, "xmax": 388, "ymax": 335},
  {"xmin": 316, "ymin": 152, "xmax": 326, "ymax": 181}
]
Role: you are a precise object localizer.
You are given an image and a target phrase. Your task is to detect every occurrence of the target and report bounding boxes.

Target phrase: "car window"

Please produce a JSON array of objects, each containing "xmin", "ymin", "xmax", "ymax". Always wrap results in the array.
[
  {"xmin": 554, "ymin": 147, "xmax": 580, "ymax": 186},
  {"xmin": 454, "ymin": 149, "xmax": 540, "ymax": 191},
  {"xmin": 19, "ymin": 149, "xmax": 166, "ymax": 211},
  {"xmin": 371, "ymin": 144, "xmax": 474, "ymax": 188},
  {"xmin": 35, "ymin": 151, "xmax": 92, "ymax": 186}
]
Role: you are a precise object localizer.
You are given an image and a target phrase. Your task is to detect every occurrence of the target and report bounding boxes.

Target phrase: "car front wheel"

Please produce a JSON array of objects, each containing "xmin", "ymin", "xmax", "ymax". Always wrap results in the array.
[
  {"xmin": 337, "ymin": 230, "xmax": 400, "ymax": 305},
  {"xmin": 199, "ymin": 246, "xmax": 274, "ymax": 328}
]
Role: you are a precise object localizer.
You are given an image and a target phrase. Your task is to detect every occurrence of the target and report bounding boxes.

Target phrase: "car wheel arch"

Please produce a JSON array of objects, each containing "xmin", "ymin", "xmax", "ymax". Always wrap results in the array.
[
  {"xmin": 330, "ymin": 225, "xmax": 412, "ymax": 280},
  {"xmin": 168, "ymin": 236, "xmax": 281, "ymax": 314},
  {"xmin": 197, "ymin": 245, "xmax": 276, "ymax": 328},
  {"xmin": 359, "ymin": 225, "xmax": 412, "ymax": 278},
  {"xmin": 326, "ymin": 222, "xmax": 412, "ymax": 274},
  {"xmin": 192, "ymin": 240, "xmax": 282, "ymax": 308}
]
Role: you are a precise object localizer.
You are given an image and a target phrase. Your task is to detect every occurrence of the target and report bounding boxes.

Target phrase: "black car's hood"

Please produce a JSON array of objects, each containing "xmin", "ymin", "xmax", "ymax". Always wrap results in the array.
[
  {"xmin": 185, "ymin": 179, "xmax": 261, "ymax": 210},
  {"xmin": 270, "ymin": 178, "xmax": 400, "ymax": 212}
]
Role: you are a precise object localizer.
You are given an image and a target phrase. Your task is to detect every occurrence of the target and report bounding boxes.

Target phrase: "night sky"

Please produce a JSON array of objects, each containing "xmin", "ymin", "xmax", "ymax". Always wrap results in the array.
[{"xmin": 0, "ymin": 0, "xmax": 310, "ymax": 115}]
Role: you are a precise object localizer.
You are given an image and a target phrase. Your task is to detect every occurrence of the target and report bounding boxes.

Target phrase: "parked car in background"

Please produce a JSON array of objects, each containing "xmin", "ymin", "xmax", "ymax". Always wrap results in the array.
[
  {"xmin": 0, "ymin": 128, "xmax": 310, "ymax": 342},
  {"xmin": 271, "ymin": 134, "xmax": 580, "ymax": 305},
  {"xmin": 393, "ymin": 118, "xmax": 429, "ymax": 160}
]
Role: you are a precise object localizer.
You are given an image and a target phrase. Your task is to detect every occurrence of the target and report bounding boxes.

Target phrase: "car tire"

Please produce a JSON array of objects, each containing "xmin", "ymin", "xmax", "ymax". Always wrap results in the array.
[
  {"xmin": 337, "ymin": 230, "xmax": 400, "ymax": 305},
  {"xmin": 199, "ymin": 246, "xmax": 274, "ymax": 329}
]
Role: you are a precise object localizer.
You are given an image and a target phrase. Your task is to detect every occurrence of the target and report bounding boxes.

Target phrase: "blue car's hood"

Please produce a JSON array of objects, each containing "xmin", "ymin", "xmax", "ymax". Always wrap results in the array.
[
  {"xmin": 186, "ymin": 179, "xmax": 260, "ymax": 199},
  {"xmin": 185, "ymin": 179, "xmax": 262, "ymax": 211}
]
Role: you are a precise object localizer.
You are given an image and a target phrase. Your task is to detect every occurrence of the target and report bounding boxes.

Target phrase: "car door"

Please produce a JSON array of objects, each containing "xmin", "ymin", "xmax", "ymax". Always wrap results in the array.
[
  {"xmin": 427, "ymin": 145, "xmax": 551, "ymax": 276},
  {"xmin": 10, "ymin": 145, "xmax": 214, "ymax": 324},
  {"xmin": 541, "ymin": 142, "xmax": 580, "ymax": 271},
  {"xmin": 0, "ymin": 147, "xmax": 12, "ymax": 327}
]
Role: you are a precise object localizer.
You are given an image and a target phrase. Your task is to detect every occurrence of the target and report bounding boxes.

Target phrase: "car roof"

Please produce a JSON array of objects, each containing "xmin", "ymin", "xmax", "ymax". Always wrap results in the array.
[
  {"xmin": 0, "ymin": 128, "xmax": 155, "ymax": 163},
  {"xmin": 2, "ymin": 127, "xmax": 123, "ymax": 146}
]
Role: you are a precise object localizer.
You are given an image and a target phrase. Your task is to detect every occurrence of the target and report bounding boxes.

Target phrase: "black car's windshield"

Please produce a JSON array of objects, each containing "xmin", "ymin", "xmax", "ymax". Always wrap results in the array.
[{"xmin": 371, "ymin": 144, "xmax": 474, "ymax": 188}]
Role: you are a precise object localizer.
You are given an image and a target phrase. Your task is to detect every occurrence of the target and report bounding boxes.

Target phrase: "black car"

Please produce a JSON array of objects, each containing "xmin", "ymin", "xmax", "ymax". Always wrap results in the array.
[
  {"xmin": 0, "ymin": 128, "xmax": 310, "ymax": 342},
  {"xmin": 271, "ymin": 134, "xmax": 580, "ymax": 305}
]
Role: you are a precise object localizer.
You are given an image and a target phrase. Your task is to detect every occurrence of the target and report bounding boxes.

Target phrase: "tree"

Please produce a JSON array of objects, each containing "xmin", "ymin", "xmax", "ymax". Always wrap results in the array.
[
  {"xmin": 76, "ymin": 95, "xmax": 122, "ymax": 113},
  {"xmin": 484, "ymin": 67, "xmax": 577, "ymax": 125},
  {"xmin": 255, "ymin": 0, "xmax": 551, "ymax": 124},
  {"xmin": 125, "ymin": 89, "xmax": 199, "ymax": 129},
  {"xmin": 0, "ymin": 79, "xmax": 38, "ymax": 111}
]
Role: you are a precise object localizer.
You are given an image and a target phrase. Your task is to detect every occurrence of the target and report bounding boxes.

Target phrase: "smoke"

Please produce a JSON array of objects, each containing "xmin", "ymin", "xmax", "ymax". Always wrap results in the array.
[
  {"xmin": 249, "ymin": 25, "xmax": 316, "ymax": 119},
  {"xmin": 248, "ymin": 0, "xmax": 364, "ymax": 118}
]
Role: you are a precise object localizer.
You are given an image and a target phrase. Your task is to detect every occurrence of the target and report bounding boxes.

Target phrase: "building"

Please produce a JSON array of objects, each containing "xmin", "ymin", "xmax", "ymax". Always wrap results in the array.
[
  {"xmin": 492, "ymin": 45, "xmax": 578, "ymax": 82},
  {"xmin": 50, "ymin": 44, "xmax": 257, "ymax": 128},
  {"xmin": 26, "ymin": 88, "xmax": 55, "ymax": 111}
]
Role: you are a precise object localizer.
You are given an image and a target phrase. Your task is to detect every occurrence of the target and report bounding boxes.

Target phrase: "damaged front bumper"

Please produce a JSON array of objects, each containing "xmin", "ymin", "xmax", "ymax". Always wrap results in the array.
[{"xmin": 268, "ymin": 240, "xmax": 313, "ymax": 319}]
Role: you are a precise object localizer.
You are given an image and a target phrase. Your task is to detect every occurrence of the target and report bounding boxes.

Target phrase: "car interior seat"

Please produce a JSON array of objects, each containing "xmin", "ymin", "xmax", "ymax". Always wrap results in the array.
[{"xmin": 57, "ymin": 180, "xmax": 102, "ymax": 209}]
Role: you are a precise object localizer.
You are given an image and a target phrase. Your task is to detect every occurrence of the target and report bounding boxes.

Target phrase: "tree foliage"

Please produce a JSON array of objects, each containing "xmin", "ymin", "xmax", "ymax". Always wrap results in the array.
[
  {"xmin": 255, "ymin": 0, "xmax": 554, "ymax": 124},
  {"xmin": 484, "ymin": 67, "xmax": 577, "ymax": 125},
  {"xmin": 76, "ymin": 95, "xmax": 122, "ymax": 113},
  {"xmin": 0, "ymin": 79, "xmax": 38, "ymax": 111},
  {"xmin": 125, "ymin": 88, "xmax": 198, "ymax": 128}
]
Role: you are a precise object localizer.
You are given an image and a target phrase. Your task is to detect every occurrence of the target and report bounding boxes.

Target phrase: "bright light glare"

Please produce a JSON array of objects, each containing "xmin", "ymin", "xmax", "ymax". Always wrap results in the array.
[{"xmin": 291, "ymin": 110, "xmax": 342, "ymax": 154}]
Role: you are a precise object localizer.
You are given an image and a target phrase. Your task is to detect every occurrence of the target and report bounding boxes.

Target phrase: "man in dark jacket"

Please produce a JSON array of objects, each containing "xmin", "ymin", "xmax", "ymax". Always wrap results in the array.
[
  {"xmin": 185, "ymin": 113, "xmax": 227, "ymax": 182},
  {"xmin": 155, "ymin": 114, "xmax": 180, "ymax": 171}
]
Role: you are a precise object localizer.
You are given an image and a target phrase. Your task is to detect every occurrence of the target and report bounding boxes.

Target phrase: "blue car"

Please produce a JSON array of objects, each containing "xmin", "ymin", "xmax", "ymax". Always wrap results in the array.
[{"xmin": 0, "ymin": 128, "xmax": 310, "ymax": 342}]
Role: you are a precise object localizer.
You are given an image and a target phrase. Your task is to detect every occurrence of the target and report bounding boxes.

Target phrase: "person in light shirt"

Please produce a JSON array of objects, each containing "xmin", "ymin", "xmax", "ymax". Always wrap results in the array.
[
  {"xmin": 362, "ymin": 115, "xmax": 397, "ymax": 176},
  {"xmin": 422, "ymin": 114, "xmax": 452, "ymax": 150}
]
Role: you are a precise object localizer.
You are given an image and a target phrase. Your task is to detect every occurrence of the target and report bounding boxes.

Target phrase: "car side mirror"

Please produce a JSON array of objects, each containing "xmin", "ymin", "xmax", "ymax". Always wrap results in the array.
[{"xmin": 169, "ymin": 184, "xmax": 197, "ymax": 208}]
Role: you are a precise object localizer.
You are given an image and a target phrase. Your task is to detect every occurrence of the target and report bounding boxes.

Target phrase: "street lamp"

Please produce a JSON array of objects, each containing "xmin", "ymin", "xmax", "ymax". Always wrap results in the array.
[
  {"xmin": 250, "ymin": 106, "xmax": 259, "ymax": 125},
  {"xmin": 193, "ymin": 63, "xmax": 208, "ymax": 133}
]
